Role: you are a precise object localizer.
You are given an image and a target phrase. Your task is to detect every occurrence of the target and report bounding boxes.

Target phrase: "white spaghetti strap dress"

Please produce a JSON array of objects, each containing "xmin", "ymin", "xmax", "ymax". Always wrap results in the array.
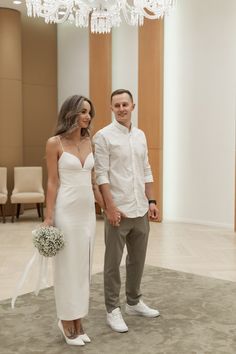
[{"xmin": 53, "ymin": 141, "xmax": 96, "ymax": 320}]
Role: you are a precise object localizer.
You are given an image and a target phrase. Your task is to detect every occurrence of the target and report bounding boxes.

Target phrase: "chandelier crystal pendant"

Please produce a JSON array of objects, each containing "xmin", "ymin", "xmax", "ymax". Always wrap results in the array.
[{"xmin": 25, "ymin": 0, "xmax": 175, "ymax": 34}]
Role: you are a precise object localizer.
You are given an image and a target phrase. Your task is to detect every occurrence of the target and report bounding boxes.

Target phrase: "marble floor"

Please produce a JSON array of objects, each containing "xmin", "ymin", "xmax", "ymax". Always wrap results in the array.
[{"xmin": 1, "ymin": 210, "xmax": 236, "ymax": 301}]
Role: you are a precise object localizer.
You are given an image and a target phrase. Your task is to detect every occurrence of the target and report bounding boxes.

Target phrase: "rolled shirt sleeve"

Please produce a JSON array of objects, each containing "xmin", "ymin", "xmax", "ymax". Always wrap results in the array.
[
  {"xmin": 143, "ymin": 134, "xmax": 154, "ymax": 183},
  {"xmin": 93, "ymin": 133, "xmax": 110, "ymax": 185}
]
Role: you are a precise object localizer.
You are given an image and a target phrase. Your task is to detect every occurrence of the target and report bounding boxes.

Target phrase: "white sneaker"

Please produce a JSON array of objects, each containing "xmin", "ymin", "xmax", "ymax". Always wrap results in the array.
[
  {"xmin": 106, "ymin": 308, "xmax": 128, "ymax": 333},
  {"xmin": 125, "ymin": 300, "xmax": 160, "ymax": 318}
]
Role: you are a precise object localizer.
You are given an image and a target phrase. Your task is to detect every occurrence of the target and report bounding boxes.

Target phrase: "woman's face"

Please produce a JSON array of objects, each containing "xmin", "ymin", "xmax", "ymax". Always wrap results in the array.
[{"xmin": 77, "ymin": 100, "xmax": 91, "ymax": 129}]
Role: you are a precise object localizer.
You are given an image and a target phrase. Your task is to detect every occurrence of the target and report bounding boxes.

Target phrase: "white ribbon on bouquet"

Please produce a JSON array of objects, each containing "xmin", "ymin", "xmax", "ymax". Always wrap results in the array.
[{"xmin": 11, "ymin": 249, "xmax": 50, "ymax": 309}]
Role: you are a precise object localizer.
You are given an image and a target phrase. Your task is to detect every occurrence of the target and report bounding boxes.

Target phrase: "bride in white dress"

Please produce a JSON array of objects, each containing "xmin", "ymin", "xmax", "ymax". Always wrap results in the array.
[{"xmin": 44, "ymin": 95, "xmax": 104, "ymax": 346}]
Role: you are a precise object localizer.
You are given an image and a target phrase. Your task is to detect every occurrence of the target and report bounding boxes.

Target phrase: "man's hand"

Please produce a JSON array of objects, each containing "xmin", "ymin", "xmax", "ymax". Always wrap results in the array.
[
  {"xmin": 104, "ymin": 207, "xmax": 126, "ymax": 227},
  {"xmin": 148, "ymin": 204, "xmax": 161, "ymax": 221}
]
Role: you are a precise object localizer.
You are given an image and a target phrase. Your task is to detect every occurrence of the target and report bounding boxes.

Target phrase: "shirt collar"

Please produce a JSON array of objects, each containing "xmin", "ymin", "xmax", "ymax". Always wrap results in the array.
[{"xmin": 113, "ymin": 119, "xmax": 133, "ymax": 134}]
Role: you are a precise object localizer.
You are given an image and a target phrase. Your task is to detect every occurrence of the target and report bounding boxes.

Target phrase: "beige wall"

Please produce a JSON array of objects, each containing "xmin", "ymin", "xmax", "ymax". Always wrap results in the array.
[{"xmin": 0, "ymin": 9, "xmax": 57, "ymax": 213}]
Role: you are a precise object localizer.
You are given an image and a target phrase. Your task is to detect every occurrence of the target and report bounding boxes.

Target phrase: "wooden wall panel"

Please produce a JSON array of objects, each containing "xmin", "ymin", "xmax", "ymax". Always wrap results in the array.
[
  {"xmin": 0, "ymin": 11, "xmax": 57, "ymax": 216},
  {"xmin": 89, "ymin": 33, "xmax": 112, "ymax": 134},
  {"xmin": 21, "ymin": 16, "xmax": 57, "ymax": 191},
  {"xmin": 138, "ymin": 20, "xmax": 164, "ymax": 219},
  {"xmin": 0, "ymin": 9, "xmax": 23, "ymax": 214}
]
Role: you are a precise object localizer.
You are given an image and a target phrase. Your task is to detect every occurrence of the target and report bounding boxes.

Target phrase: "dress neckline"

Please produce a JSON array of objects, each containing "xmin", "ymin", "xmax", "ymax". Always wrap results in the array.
[{"xmin": 59, "ymin": 151, "xmax": 93, "ymax": 168}]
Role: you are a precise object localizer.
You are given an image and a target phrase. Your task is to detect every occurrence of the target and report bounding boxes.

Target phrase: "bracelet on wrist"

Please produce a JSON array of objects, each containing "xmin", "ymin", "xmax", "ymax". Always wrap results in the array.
[{"xmin": 148, "ymin": 199, "xmax": 157, "ymax": 205}]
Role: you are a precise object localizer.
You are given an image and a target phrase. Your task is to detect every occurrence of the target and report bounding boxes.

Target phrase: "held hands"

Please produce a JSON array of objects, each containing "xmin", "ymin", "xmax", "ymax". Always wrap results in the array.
[
  {"xmin": 104, "ymin": 206, "xmax": 126, "ymax": 227},
  {"xmin": 148, "ymin": 203, "xmax": 161, "ymax": 222}
]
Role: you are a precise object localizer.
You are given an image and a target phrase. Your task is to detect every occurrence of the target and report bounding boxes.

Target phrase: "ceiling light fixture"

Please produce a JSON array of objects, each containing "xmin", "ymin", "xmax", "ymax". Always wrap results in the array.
[{"xmin": 25, "ymin": 0, "xmax": 175, "ymax": 34}]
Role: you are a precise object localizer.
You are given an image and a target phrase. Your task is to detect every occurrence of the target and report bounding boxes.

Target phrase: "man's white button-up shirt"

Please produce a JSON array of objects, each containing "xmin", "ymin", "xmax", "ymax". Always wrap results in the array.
[{"xmin": 93, "ymin": 119, "xmax": 154, "ymax": 218}]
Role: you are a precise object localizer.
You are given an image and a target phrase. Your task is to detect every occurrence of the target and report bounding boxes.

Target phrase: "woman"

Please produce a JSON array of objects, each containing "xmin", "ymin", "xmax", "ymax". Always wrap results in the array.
[{"xmin": 44, "ymin": 95, "xmax": 104, "ymax": 346}]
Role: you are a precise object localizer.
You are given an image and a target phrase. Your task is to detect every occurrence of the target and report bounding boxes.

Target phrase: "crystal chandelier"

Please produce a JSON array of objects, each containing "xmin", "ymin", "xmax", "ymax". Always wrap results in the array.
[{"xmin": 26, "ymin": 0, "xmax": 175, "ymax": 34}]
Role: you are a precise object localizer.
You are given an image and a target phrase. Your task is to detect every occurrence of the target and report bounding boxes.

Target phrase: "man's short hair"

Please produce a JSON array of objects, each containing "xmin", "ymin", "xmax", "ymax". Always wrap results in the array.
[{"xmin": 111, "ymin": 89, "xmax": 133, "ymax": 103}]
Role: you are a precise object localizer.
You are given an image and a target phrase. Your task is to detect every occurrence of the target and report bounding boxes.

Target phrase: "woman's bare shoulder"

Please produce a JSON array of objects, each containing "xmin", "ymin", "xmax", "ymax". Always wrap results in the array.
[
  {"xmin": 46, "ymin": 136, "xmax": 60, "ymax": 151},
  {"xmin": 47, "ymin": 136, "xmax": 59, "ymax": 144}
]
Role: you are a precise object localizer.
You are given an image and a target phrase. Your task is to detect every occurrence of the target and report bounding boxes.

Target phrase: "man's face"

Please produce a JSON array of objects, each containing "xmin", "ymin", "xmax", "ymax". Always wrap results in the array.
[{"xmin": 111, "ymin": 93, "xmax": 135, "ymax": 128}]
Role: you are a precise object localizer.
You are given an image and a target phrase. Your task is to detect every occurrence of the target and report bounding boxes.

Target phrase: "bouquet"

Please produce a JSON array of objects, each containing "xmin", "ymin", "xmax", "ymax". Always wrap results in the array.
[
  {"xmin": 11, "ymin": 226, "xmax": 65, "ymax": 308},
  {"xmin": 32, "ymin": 226, "xmax": 65, "ymax": 257}
]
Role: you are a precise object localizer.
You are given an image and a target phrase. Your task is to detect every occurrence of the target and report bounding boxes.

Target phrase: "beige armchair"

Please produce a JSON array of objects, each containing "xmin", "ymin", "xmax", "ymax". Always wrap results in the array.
[
  {"xmin": 0, "ymin": 167, "xmax": 8, "ymax": 223},
  {"xmin": 11, "ymin": 167, "xmax": 45, "ymax": 222}
]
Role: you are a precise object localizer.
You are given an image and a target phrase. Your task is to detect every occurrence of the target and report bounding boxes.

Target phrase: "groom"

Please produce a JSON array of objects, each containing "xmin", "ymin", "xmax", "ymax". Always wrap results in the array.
[{"xmin": 93, "ymin": 89, "xmax": 160, "ymax": 333}]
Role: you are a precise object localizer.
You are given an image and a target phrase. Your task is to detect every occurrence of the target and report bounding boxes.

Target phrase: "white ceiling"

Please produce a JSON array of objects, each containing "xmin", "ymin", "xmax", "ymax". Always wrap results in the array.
[{"xmin": 0, "ymin": 1, "xmax": 27, "ymax": 14}]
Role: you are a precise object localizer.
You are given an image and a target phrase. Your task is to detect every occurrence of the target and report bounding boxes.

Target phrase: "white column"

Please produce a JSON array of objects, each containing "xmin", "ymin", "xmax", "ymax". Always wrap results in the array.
[{"xmin": 163, "ymin": 0, "xmax": 236, "ymax": 228}]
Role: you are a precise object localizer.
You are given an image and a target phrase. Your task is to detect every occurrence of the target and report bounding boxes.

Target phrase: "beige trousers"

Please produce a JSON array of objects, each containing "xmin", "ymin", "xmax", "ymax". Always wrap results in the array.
[{"xmin": 104, "ymin": 213, "xmax": 150, "ymax": 313}]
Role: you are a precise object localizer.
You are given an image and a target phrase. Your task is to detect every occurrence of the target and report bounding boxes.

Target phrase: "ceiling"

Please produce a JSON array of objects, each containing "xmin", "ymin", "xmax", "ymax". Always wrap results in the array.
[{"xmin": 0, "ymin": 1, "xmax": 27, "ymax": 14}]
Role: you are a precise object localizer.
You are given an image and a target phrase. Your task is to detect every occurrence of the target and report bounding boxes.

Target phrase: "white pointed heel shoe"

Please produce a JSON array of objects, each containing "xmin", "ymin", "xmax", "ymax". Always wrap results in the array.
[
  {"xmin": 58, "ymin": 320, "xmax": 85, "ymax": 346},
  {"xmin": 79, "ymin": 333, "xmax": 91, "ymax": 343}
]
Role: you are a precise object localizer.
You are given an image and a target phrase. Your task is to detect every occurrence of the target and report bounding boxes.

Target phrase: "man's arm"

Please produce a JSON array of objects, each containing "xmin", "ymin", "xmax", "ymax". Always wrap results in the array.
[
  {"xmin": 99, "ymin": 183, "xmax": 125, "ymax": 226},
  {"xmin": 145, "ymin": 182, "xmax": 160, "ymax": 221},
  {"xmin": 93, "ymin": 133, "xmax": 124, "ymax": 226},
  {"xmin": 142, "ymin": 132, "xmax": 160, "ymax": 221}
]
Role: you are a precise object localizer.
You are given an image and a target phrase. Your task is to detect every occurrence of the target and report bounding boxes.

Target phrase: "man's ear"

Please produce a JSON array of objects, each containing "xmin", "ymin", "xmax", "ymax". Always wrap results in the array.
[{"xmin": 132, "ymin": 103, "xmax": 136, "ymax": 111}]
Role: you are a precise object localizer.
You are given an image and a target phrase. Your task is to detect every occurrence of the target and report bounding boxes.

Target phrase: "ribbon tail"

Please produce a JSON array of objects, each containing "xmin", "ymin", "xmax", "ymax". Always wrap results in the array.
[
  {"xmin": 11, "ymin": 251, "xmax": 37, "ymax": 309},
  {"xmin": 35, "ymin": 254, "xmax": 43, "ymax": 296},
  {"xmin": 41, "ymin": 257, "xmax": 49, "ymax": 288}
]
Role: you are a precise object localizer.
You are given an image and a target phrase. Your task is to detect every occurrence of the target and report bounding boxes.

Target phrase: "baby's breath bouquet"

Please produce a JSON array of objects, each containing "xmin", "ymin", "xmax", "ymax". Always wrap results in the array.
[
  {"xmin": 32, "ymin": 226, "xmax": 65, "ymax": 257},
  {"xmin": 12, "ymin": 226, "xmax": 65, "ymax": 308}
]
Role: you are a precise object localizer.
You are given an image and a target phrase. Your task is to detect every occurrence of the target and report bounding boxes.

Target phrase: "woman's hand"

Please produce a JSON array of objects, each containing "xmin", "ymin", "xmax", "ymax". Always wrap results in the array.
[
  {"xmin": 104, "ymin": 207, "xmax": 126, "ymax": 227},
  {"xmin": 43, "ymin": 217, "xmax": 54, "ymax": 227}
]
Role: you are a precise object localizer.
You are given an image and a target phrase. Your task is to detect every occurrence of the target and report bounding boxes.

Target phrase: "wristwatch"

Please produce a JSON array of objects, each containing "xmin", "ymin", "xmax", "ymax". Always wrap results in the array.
[{"xmin": 148, "ymin": 200, "xmax": 157, "ymax": 205}]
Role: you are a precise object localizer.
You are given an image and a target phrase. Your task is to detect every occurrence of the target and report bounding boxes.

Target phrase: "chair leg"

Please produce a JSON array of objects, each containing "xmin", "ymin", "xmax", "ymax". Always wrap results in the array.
[
  {"xmin": 40, "ymin": 203, "xmax": 44, "ymax": 222},
  {"xmin": 36, "ymin": 203, "xmax": 41, "ymax": 218},
  {"xmin": 2, "ymin": 205, "xmax": 6, "ymax": 223},
  {"xmin": 11, "ymin": 204, "xmax": 16, "ymax": 223},
  {"xmin": 0, "ymin": 205, "xmax": 4, "ymax": 223},
  {"xmin": 16, "ymin": 204, "xmax": 21, "ymax": 219}
]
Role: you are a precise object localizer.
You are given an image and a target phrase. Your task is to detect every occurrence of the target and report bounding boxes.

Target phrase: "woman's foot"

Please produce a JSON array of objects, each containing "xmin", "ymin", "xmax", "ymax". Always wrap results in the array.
[
  {"xmin": 58, "ymin": 320, "xmax": 84, "ymax": 346},
  {"xmin": 74, "ymin": 319, "xmax": 91, "ymax": 343},
  {"xmin": 61, "ymin": 320, "xmax": 77, "ymax": 339},
  {"xmin": 79, "ymin": 333, "xmax": 91, "ymax": 343}
]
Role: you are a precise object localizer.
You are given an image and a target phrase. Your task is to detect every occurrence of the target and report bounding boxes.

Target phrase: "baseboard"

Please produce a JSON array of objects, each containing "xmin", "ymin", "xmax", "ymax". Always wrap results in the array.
[{"xmin": 163, "ymin": 217, "xmax": 234, "ymax": 230}]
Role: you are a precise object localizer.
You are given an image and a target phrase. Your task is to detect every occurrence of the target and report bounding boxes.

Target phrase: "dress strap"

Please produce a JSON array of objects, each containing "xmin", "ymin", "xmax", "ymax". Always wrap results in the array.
[{"xmin": 57, "ymin": 136, "xmax": 64, "ymax": 152}]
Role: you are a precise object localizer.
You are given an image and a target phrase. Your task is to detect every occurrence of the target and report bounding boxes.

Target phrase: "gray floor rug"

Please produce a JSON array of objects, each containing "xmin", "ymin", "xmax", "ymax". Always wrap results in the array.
[{"xmin": 1, "ymin": 265, "xmax": 236, "ymax": 354}]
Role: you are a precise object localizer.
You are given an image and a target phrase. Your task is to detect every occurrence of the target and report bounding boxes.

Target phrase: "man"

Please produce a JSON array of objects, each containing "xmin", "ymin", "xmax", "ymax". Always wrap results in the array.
[{"xmin": 93, "ymin": 89, "xmax": 160, "ymax": 333}]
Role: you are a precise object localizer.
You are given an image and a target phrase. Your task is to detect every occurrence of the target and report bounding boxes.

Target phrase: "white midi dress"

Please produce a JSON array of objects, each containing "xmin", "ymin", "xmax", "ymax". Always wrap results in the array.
[{"xmin": 53, "ymin": 149, "xmax": 96, "ymax": 320}]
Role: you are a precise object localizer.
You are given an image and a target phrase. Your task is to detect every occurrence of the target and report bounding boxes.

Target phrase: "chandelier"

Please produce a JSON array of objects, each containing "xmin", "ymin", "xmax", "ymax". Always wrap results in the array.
[{"xmin": 26, "ymin": 0, "xmax": 175, "ymax": 34}]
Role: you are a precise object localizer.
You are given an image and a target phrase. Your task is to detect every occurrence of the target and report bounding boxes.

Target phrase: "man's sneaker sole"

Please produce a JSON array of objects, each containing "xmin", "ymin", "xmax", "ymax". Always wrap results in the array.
[{"xmin": 125, "ymin": 307, "xmax": 160, "ymax": 318}]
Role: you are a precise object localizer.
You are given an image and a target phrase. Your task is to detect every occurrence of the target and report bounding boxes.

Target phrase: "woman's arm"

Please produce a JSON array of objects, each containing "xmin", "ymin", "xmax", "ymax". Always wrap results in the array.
[
  {"xmin": 91, "ymin": 169, "xmax": 105, "ymax": 210},
  {"xmin": 44, "ymin": 137, "xmax": 59, "ymax": 226}
]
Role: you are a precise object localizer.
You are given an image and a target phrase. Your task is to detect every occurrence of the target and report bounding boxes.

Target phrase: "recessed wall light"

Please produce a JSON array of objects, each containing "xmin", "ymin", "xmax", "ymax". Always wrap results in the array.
[{"xmin": 13, "ymin": 1, "xmax": 22, "ymax": 4}]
